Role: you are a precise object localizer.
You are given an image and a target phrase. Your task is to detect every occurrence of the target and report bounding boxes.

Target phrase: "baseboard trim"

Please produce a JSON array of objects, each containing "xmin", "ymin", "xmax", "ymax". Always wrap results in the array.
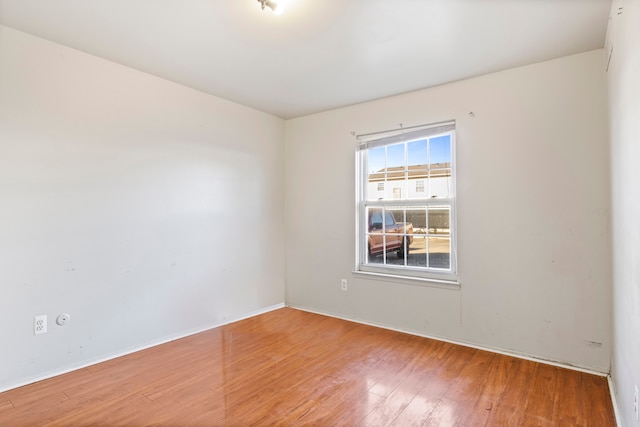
[
  {"xmin": 0, "ymin": 302, "xmax": 285, "ymax": 394},
  {"xmin": 287, "ymin": 304, "xmax": 609, "ymax": 378},
  {"xmin": 607, "ymin": 375, "xmax": 623, "ymax": 427}
]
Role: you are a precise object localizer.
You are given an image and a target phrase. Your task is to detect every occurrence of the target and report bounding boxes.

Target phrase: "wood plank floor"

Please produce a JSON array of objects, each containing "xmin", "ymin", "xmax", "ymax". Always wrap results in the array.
[{"xmin": 0, "ymin": 308, "xmax": 615, "ymax": 426}]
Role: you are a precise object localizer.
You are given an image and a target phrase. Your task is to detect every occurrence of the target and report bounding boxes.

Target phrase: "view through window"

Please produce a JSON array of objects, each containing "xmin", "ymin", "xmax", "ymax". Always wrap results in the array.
[{"xmin": 356, "ymin": 122, "xmax": 456, "ymax": 281}]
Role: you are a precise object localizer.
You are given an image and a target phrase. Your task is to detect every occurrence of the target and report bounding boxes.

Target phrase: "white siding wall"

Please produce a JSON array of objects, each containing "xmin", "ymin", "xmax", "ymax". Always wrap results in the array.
[
  {"xmin": 285, "ymin": 50, "xmax": 611, "ymax": 372},
  {"xmin": 367, "ymin": 176, "xmax": 451, "ymax": 200},
  {"xmin": 0, "ymin": 25, "xmax": 285, "ymax": 391}
]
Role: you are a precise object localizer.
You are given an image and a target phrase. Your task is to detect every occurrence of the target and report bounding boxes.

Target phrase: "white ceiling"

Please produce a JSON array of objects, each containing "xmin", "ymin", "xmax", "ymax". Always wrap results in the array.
[{"xmin": 0, "ymin": 0, "xmax": 611, "ymax": 119}]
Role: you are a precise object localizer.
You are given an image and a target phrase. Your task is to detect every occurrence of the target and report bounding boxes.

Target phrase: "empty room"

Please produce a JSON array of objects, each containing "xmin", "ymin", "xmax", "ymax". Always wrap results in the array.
[{"xmin": 0, "ymin": 0, "xmax": 638, "ymax": 425}]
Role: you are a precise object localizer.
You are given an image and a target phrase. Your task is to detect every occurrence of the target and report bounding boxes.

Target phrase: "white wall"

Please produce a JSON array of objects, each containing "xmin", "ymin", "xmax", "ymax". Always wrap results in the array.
[
  {"xmin": 285, "ymin": 50, "xmax": 611, "ymax": 372},
  {"xmin": 0, "ymin": 25, "xmax": 285, "ymax": 391},
  {"xmin": 607, "ymin": 0, "xmax": 640, "ymax": 425}
]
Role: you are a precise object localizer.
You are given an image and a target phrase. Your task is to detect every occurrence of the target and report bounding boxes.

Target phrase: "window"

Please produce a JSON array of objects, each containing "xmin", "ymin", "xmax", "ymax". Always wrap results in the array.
[{"xmin": 356, "ymin": 121, "xmax": 456, "ymax": 282}]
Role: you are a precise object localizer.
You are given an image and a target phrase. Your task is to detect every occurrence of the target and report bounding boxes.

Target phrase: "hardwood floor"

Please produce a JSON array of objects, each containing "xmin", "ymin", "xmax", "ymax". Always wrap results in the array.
[{"xmin": 0, "ymin": 308, "xmax": 615, "ymax": 426}]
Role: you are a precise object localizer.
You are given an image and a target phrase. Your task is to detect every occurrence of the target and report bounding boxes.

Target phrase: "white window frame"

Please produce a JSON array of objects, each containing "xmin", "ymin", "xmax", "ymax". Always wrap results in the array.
[{"xmin": 355, "ymin": 121, "xmax": 458, "ymax": 284}]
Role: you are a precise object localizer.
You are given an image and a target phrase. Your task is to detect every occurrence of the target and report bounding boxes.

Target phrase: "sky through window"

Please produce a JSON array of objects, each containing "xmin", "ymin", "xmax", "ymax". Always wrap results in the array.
[{"xmin": 368, "ymin": 135, "xmax": 451, "ymax": 173}]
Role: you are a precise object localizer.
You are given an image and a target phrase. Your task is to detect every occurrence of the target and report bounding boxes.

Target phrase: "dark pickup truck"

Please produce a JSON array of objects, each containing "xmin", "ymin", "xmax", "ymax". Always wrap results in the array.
[{"xmin": 368, "ymin": 209, "xmax": 413, "ymax": 258}]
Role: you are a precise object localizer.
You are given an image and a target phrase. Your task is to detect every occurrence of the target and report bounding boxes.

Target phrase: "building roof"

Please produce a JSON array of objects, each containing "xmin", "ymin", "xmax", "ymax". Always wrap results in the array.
[{"xmin": 368, "ymin": 163, "xmax": 451, "ymax": 182}]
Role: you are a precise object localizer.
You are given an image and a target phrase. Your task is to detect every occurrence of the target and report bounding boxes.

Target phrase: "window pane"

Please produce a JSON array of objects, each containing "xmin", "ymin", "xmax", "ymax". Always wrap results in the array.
[
  {"xmin": 429, "ymin": 135, "xmax": 452, "ymax": 198},
  {"xmin": 407, "ymin": 234, "xmax": 427, "ymax": 267},
  {"xmin": 386, "ymin": 144, "xmax": 406, "ymax": 199},
  {"xmin": 406, "ymin": 206, "xmax": 427, "ymax": 267},
  {"xmin": 406, "ymin": 140, "xmax": 425, "ymax": 200},
  {"xmin": 368, "ymin": 146, "xmax": 386, "ymax": 173},
  {"xmin": 428, "ymin": 207, "xmax": 450, "ymax": 235},
  {"xmin": 428, "ymin": 236, "xmax": 450, "ymax": 269},
  {"xmin": 367, "ymin": 147, "xmax": 386, "ymax": 201},
  {"xmin": 429, "ymin": 168, "xmax": 452, "ymax": 198},
  {"xmin": 406, "ymin": 207, "xmax": 426, "ymax": 233},
  {"xmin": 429, "ymin": 135, "xmax": 451, "ymax": 165},
  {"xmin": 366, "ymin": 207, "xmax": 385, "ymax": 264},
  {"xmin": 368, "ymin": 248, "xmax": 384, "ymax": 264},
  {"xmin": 386, "ymin": 143, "xmax": 405, "ymax": 169},
  {"xmin": 409, "ymin": 166, "xmax": 428, "ymax": 198},
  {"xmin": 387, "ymin": 207, "xmax": 407, "ymax": 265},
  {"xmin": 370, "ymin": 209, "xmax": 383, "ymax": 228},
  {"xmin": 408, "ymin": 139, "xmax": 428, "ymax": 166},
  {"xmin": 384, "ymin": 210, "xmax": 396, "ymax": 226},
  {"xmin": 389, "ymin": 183, "xmax": 404, "ymax": 199}
]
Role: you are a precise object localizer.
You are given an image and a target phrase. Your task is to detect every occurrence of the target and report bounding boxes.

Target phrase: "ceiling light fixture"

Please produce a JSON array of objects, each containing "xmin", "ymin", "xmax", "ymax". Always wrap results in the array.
[{"xmin": 257, "ymin": 0, "xmax": 284, "ymax": 15}]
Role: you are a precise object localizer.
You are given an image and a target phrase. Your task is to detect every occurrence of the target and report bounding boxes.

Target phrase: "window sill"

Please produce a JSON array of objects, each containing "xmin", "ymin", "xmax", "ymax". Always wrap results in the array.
[{"xmin": 351, "ymin": 270, "xmax": 460, "ymax": 290}]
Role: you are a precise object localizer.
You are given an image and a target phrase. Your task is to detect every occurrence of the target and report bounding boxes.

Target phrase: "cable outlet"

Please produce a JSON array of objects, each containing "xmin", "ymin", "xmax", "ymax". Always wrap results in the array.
[
  {"xmin": 56, "ymin": 313, "xmax": 70, "ymax": 326},
  {"xmin": 341, "ymin": 279, "xmax": 347, "ymax": 291},
  {"xmin": 34, "ymin": 315, "xmax": 47, "ymax": 335}
]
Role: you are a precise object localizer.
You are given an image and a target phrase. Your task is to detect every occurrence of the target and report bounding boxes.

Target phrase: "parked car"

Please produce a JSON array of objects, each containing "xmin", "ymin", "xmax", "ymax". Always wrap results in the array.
[{"xmin": 368, "ymin": 209, "xmax": 413, "ymax": 258}]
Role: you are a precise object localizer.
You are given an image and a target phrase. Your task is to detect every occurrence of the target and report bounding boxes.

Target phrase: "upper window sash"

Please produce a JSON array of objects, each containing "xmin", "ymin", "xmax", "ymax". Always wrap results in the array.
[
  {"xmin": 362, "ymin": 128, "xmax": 455, "ymax": 202},
  {"xmin": 357, "ymin": 121, "xmax": 455, "ymax": 151}
]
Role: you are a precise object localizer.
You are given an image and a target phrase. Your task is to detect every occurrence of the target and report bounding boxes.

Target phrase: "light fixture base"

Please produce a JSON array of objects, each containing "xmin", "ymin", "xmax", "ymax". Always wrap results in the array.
[{"xmin": 257, "ymin": 0, "xmax": 283, "ymax": 15}]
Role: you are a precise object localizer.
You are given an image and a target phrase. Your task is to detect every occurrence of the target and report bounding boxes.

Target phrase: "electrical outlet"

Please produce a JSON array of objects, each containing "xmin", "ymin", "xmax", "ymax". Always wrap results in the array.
[
  {"xmin": 34, "ymin": 315, "xmax": 47, "ymax": 335},
  {"xmin": 341, "ymin": 279, "xmax": 347, "ymax": 291},
  {"xmin": 634, "ymin": 384, "xmax": 639, "ymax": 421}
]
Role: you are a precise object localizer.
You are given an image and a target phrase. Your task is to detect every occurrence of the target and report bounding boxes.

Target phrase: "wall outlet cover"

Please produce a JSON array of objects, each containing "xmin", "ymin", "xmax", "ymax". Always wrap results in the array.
[{"xmin": 34, "ymin": 315, "xmax": 47, "ymax": 335}]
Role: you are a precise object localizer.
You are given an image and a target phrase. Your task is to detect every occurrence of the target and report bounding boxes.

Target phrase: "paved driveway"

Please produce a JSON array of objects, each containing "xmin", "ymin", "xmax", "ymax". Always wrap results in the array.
[{"xmin": 369, "ymin": 235, "xmax": 450, "ymax": 268}]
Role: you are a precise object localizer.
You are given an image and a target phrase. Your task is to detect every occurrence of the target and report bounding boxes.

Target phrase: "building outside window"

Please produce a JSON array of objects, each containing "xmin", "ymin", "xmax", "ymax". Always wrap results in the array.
[{"xmin": 356, "ymin": 121, "xmax": 457, "ymax": 282}]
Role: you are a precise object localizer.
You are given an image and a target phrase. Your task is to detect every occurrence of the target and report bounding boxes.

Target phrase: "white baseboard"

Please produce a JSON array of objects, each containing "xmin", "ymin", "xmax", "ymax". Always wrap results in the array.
[
  {"xmin": 287, "ymin": 304, "xmax": 609, "ymax": 377},
  {"xmin": 607, "ymin": 375, "xmax": 623, "ymax": 427},
  {"xmin": 0, "ymin": 302, "xmax": 285, "ymax": 394}
]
